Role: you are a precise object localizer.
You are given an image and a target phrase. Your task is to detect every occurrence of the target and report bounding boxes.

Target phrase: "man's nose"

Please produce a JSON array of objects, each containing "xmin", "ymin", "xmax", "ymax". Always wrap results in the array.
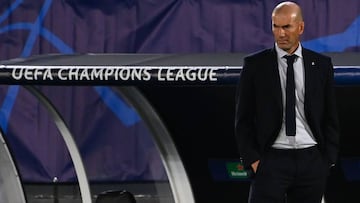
[{"xmin": 279, "ymin": 28, "xmax": 286, "ymax": 37}]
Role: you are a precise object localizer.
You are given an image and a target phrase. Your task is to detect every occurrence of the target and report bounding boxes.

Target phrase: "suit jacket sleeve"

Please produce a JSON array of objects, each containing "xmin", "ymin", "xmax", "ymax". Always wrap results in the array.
[
  {"xmin": 235, "ymin": 56, "xmax": 260, "ymax": 167},
  {"xmin": 324, "ymin": 58, "xmax": 340, "ymax": 165}
]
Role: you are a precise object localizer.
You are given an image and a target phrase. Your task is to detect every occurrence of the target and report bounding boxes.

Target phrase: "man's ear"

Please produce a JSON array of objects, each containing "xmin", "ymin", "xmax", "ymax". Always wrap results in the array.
[{"xmin": 299, "ymin": 21, "xmax": 304, "ymax": 35}]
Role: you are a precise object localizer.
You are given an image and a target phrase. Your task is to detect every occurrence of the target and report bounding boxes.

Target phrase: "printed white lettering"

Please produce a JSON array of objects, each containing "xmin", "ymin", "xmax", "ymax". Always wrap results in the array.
[
  {"xmin": 174, "ymin": 69, "xmax": 186, "ymax": 81},
  {"xmin": 91, "ymin": 69, "xmax": 103, "ymax": 80},
  {"xmin": 118, "ymin": 69, "xmax": 130, "ymax": 80},
  {"xmin": 58, "ymin": 68, "xmax": 67, "ymax": 80},
  {"xmin": 68, "ymin": 68, "xmax": 79, "ymax": 80},
  {"xmin": 43, "ymin": 68, "xmax": 53, "ymax": 80},
  {"xmin": 158, "ymin": 68, "xmax": 165, "ymax": 81},
  {"xmin": 12, "ymin": 68, "xmax": 22, "ymax": 80},
  {"xmin": 209, "ymin": 69, "xmax": 217, "ymax": 81},
  {"xmin": 9, "ymin": 67, "xmax": 219, "ymax": 83},
  {"xmin": 104, "ymin": 68, "xmax": 114, "ymax": 80},
  {"xmin": 24, "ymin": 69, "xmax": 33, "ymax": 80},
  {"xmin": 142, "ymin": 69, "xmax": 151, "ymax": 81},
  {"xmin": 185, "ymin": 68, "xmax": 197, "ymax": 81}
]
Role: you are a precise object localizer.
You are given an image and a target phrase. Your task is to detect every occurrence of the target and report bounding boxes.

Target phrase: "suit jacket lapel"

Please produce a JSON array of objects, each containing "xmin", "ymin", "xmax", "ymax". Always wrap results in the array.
[
  {"xmin": 270, "ymin": 48, "xmax": 283, "ymax": 113},
  {"xmin": 302, "ymin": 48, "xmax": 317, "ymax": 112}
]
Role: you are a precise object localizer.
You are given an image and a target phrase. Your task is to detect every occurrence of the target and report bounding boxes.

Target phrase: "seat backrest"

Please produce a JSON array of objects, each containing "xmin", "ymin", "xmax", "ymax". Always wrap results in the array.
[{"xmin": 95, "ymin": 190, "xmax": 136, "ymax": 203}]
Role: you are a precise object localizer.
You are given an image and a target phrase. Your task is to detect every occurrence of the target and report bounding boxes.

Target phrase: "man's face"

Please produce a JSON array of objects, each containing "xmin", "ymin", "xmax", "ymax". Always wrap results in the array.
[{"xmin": 272, "ymin": 12, "xmax": 304, "ymax": 54}]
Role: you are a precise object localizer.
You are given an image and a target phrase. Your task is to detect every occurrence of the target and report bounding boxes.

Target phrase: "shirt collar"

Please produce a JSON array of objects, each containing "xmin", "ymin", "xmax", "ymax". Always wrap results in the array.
[{"xmin": 275, "ymin": 42, "xmax": 303, "ymax": 59}]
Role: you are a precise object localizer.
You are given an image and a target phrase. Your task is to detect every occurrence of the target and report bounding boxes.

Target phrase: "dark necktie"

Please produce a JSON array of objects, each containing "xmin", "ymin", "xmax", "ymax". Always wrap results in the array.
[{"xmin": 284, "ymin": 55, "xmax": 297, "ymax": 136}]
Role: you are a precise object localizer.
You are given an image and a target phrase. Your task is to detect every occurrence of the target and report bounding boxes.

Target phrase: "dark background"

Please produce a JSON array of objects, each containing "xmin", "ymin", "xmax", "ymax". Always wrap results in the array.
[{"xmin": 139, "ymin": 85, "xmax": 360, "ymax": 202}]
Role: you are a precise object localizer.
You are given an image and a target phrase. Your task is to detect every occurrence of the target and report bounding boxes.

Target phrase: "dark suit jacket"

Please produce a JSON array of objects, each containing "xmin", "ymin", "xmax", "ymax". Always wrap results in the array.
[{"xmin": 235, "ymin": 46, "xmax": 340, "ymax": 168}]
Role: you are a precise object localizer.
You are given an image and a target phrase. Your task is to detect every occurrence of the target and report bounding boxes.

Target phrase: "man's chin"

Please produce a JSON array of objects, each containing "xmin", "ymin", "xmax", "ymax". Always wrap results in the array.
[{"xmin": 278, "ymin": 44, "xmax": 291, "ymax": 52}]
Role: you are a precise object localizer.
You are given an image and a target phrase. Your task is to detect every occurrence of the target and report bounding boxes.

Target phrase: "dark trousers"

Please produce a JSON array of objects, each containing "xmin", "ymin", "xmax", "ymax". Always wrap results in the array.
[{"xmin": 248, "ymin": 146, "xmax": 329, "ymax": 203}]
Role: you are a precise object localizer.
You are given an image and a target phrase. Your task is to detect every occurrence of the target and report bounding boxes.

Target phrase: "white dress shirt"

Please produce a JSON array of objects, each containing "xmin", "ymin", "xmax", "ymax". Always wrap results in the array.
[{"xmin": 272, "ymin": 43, "xmax": 317, "ymax": 149}]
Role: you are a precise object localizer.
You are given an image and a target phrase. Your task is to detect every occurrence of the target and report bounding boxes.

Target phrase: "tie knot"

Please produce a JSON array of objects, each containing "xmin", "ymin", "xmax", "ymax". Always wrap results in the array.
[{"xmin": 284, "ymin": 55, "xmax": 297, "ymax": 64}]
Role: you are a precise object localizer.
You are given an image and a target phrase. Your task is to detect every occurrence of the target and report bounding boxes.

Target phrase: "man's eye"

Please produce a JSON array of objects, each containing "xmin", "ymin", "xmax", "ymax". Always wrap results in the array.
[{"xmin": 283, "ymin": 25, "xmax": 291, "ymax": 29}]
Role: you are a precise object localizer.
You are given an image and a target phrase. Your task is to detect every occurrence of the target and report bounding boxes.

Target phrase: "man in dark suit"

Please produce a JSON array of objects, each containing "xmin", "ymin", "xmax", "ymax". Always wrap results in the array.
[{"xmin": 235, "ymin": 1, "xmax": 340, "ymax": 203}]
